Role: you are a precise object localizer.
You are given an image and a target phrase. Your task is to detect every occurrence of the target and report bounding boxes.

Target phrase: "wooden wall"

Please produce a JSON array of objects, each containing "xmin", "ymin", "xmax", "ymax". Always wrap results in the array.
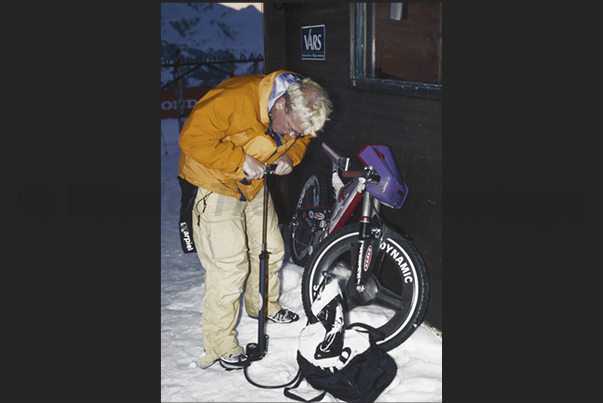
[{"xmin": 264, "ymin": 3, "xmax": 442, "ymax": 331}]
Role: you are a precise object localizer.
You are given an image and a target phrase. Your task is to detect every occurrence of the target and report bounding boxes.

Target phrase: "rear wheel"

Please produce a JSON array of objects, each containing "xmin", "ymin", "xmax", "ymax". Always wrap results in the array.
[
  {"xmin": 301, "ymin": 223, "xmax": 429, "ymax": 351},
  {"xmin": 288, "ymin": 170, "xmax": 329, "ymax": 266}
]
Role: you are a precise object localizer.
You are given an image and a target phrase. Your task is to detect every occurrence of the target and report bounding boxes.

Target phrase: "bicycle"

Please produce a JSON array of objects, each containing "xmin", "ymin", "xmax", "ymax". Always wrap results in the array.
[{"xmin": 289, "ymin": 142, "xmax": 430, "ymax": 351}]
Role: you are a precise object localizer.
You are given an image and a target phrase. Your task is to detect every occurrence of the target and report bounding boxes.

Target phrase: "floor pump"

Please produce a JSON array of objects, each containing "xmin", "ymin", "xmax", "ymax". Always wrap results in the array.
[
  {"xmin": 245, "ymin": 163, "xmax": 276, "ymax": 362},
  {"xmin": 242, "ymin": 163, "xmax": 304, "ymax": 391}
]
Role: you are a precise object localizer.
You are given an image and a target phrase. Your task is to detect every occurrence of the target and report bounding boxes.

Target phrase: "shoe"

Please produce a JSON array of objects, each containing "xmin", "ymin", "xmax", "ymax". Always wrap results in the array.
[
  {"xmin": 250, "ymin": 308, "xmax": 300, "ymax": 324},
  {"xmin": 269, "ymin": 308, "xmax": 300, "ymax": 323},
  {"xmin": 219, "ymin": 353, "xmax": 248, "ymax": 370}
]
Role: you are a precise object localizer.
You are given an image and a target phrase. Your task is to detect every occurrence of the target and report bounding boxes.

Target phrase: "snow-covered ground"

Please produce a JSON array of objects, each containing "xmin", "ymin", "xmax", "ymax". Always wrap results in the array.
[{"xmin": 160, "ymin": 118, "xmax": 442, "ymax": 402}]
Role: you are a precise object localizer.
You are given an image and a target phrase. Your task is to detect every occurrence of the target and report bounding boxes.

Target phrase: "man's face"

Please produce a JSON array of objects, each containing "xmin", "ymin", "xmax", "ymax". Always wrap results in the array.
[{"xmin": 271, "ymin": 97, "xmax": 307, "ymax": 139}]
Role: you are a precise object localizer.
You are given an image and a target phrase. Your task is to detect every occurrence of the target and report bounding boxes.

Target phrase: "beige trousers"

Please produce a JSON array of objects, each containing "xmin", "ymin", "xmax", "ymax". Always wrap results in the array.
[{"xmin": 193, "ymin": 184, "xmax": 284, "ymax": 366}]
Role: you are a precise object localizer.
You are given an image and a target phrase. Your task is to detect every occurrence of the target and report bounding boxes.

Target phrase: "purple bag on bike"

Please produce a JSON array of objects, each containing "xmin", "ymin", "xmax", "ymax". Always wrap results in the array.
[{"xmin": 357, "ymin": 144, "xmax": 409, "ymax": 209}]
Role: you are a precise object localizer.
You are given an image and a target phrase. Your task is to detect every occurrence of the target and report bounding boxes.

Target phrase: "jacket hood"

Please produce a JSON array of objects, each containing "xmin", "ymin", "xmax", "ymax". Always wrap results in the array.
[{"xmin": 258, "ymin": 70, "xmax": 302, "ymax": 124}]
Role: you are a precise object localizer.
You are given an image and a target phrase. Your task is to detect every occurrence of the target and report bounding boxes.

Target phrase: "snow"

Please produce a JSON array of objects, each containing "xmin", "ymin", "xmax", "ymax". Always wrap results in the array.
[
  {"xmin": 160, "ymin": 117, "xmax": 442, "ymax": 402},
  {"xmin": 220, "ymin": 3, "xmax": 262, "ymax": 12}
]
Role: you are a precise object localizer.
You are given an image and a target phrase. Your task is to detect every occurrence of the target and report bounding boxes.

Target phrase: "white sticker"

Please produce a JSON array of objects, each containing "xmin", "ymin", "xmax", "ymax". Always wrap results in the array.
[{"xmin": 258, "ymin": 292, "xmax": 263, "ymax": 311}]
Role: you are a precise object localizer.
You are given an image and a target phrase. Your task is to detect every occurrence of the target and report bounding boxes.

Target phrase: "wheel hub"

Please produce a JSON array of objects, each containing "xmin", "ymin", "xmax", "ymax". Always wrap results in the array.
[{"xmin": 345, "ymin": 274, "xmax": 379, "ymax": 308}]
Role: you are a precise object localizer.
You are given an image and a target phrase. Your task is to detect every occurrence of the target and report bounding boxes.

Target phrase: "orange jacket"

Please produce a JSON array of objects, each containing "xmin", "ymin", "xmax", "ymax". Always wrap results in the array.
[{"xmin": 178, "ymin": 70, "xmax": 312, "ymax": 201}]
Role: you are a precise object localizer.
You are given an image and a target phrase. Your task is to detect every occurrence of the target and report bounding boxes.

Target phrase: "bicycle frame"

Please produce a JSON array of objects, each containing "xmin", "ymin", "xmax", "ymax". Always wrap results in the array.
[
  {"xmin": 323, "ymin": 142, "xmax": 381, "ymax": 235},
  {"xmin": 290, "ymin": 142, "xmax": 409, "ymax": 269},
  {"xmin": 322, "ymin": 143, "xmax": 386, "ymax": 292}
]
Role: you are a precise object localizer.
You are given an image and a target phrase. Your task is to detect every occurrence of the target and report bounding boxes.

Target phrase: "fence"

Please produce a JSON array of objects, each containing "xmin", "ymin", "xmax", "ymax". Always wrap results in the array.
[{"xmin": 161, "ymin": 46, "xmax": 264, "ymax": 133}]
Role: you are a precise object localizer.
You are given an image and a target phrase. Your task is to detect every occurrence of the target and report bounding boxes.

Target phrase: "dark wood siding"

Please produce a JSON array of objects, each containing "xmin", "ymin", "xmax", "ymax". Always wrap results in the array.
[{"xmin": 264, "ymin": 3, "xmax": 442, "ymax": 330}]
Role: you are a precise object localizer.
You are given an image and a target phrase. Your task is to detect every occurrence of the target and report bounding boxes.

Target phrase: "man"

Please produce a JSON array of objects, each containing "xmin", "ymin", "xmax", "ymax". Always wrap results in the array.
[{"xmin": 178, "ymin": 70, "xmax": 332, "ymax": 370}]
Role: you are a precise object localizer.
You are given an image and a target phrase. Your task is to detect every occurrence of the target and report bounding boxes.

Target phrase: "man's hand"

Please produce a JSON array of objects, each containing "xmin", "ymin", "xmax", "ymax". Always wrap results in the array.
[
  {"xmin": 242, "ymin": 154, "xmax": 265, "ymax": 180},
  {"xmin": 273, "ymin": 153, "xmax": 293, "ymax": 176}
]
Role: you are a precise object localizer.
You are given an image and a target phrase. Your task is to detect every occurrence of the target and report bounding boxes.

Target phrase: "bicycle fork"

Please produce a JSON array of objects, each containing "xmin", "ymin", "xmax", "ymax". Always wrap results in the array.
[{"xmin": 347, "ymin": 193, "xmax": 382, "ymax": 307}]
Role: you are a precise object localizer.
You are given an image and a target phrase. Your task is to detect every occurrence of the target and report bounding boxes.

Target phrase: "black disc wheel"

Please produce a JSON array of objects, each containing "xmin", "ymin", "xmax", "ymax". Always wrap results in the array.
[{"xmin": 301, "ymin": 223, "xmax": 429, "ymax": 351}]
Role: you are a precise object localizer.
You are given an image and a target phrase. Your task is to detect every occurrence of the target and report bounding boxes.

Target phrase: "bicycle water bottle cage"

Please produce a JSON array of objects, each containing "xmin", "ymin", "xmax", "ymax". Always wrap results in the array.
[{"xmin": 357, "ymin": 144, "xmax": 409, "ymax": 209}]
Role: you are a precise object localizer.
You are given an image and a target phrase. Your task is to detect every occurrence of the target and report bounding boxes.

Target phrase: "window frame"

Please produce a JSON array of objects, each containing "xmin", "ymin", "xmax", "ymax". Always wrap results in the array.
[{"xmin": 349, "ymin": 3, "xmax": 442, "ymax": 100}]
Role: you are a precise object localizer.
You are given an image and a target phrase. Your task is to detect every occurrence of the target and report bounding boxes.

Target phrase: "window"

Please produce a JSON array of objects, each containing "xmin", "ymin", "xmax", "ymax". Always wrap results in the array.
[{"xmin": 350, "ymin": 3, "xmax": 442, "ymax": 100}]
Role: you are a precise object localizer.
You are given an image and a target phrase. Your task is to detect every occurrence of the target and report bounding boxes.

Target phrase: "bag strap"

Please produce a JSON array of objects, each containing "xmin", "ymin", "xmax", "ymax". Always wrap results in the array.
[
  {"xmin": 346, "ymin": 322, "xmax": 385, "ymax": 343},
  {"xmin": 283, "ymin": 371, "xmax": 326, "ymax": 402},
  {"xmin": 283, "ymin": 352, "xmax": 327, "ymax": 402},
  {"xmin": 311, "ymin": 271, "xmax": 331, "ymax": 300}
]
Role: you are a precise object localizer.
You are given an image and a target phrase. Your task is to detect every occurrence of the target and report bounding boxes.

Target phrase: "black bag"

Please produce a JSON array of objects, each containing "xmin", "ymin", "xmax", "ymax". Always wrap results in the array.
[
  {"xmin": 286, "ymin": 331, "xmax": 397, "ymax": 403},
  {"xmin": 177, "ymin": 176, "xmax": 197, "ymax": 253},
  {"xmin": 284, "ymin": 276, "xmax": 397, "ymax": 403}
]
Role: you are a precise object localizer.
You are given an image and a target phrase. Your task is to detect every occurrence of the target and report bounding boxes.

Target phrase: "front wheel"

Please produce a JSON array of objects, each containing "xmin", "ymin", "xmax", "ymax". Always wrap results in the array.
[{"xmin": 301, "ymin": 223, "xmax": 429, "ymax": 351}]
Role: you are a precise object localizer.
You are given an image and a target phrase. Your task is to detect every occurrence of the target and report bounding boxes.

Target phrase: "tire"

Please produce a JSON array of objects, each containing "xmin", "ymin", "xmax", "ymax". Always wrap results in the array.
[
  {"xmin": 288, "ymin": 170, "xmax": 330, "ymax": 266},
  {"xmin": 301, "ymin": 223, "xmax": 429, "ymax": 351}
]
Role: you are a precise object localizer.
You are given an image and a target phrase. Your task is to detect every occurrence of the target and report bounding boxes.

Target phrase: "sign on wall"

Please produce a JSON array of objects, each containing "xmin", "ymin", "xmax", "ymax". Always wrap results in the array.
[
  {"xmin": 301, "ymin": 25, "xmax": 325, "ymax": 60},
  {"xmin": 160, "ymin": 85, "xmax": 212, "ymax": 119}
]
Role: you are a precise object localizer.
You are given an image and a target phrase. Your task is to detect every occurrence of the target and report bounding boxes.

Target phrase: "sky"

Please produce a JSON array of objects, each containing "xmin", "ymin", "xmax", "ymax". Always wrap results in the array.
[{"xmin": 220, "ymin": 2, "xmax": 263, "ymax": 12}]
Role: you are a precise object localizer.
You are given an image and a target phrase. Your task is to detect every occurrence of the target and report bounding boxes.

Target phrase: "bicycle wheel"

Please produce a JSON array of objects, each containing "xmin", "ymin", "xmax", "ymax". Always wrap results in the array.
[
  {"xmin": 289, "ymin": 170, "xmax": 330, "ymax": 266},
  {"xmin": 301, "ymin": 222, "xmax": 429, "ymax": 351}
]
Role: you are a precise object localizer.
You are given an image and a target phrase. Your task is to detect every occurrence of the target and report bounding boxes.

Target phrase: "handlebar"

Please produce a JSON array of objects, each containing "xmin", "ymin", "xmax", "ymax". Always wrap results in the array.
[
  {"xmin": 322, "ymin": 142, "xmax": 350, "ymax": 172},
  {"xmin": 341, "ymin": 170, "xmax": 362, "ymax": 178},
  {"xmin": 341, "ymin": 167, "xmax": 380, "ymax": 184}
]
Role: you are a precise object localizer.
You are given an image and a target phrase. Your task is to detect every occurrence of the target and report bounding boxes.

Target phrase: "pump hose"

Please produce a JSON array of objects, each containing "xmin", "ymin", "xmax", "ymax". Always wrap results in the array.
[{"xmin": 243, "ymin": 361, "xmax": 302, "ymax": 389}]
